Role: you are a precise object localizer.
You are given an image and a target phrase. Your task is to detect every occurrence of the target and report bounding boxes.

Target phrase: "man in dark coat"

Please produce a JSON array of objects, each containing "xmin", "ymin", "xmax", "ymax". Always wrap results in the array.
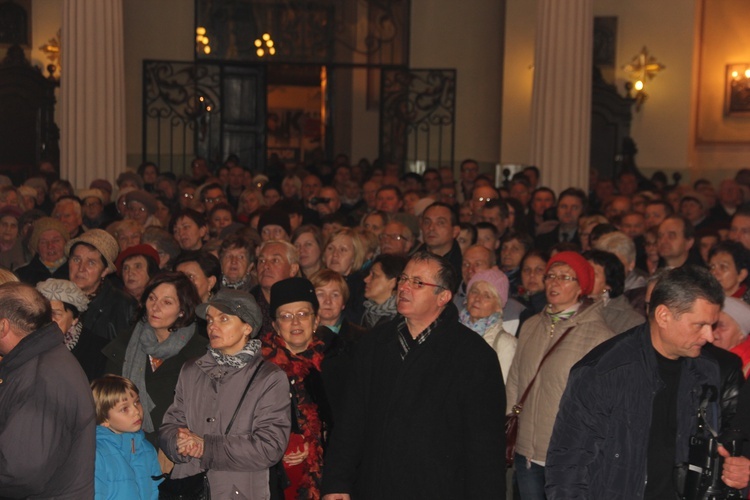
[
  {"xmin": 322, "ymin": 251, "xmax": 506, "ymax": 500},
  {"xmin": 546, "ymin": 266, "xmax": 750, "ymax": 499},
  {"xmin": 0, "ymin": 282, "xmax": 96, "ymax": 498}
]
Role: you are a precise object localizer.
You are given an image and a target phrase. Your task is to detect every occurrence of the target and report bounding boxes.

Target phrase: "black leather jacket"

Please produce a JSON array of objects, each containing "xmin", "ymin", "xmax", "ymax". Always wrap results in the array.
[{"xmin": 702, "ymin": 343, "xmax": 743, "ymax": 432}]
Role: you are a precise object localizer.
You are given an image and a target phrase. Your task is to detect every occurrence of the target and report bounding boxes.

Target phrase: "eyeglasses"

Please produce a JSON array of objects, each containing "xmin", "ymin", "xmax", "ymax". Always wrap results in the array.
[
  {"xmin": 474, "ymin": 196, "xmax": 496, "ymax": 203},
  {"xmin": 379, "ymin": 233, "xmax": 406, "ymax": 241},
  {"xmin": 128, "ymin": 205, "xmax": 147, "ymax": 213},
  {"xmin": 203, "ymin": 196, "xmax": 225, "ymax": 204},
  {"xmin": 181, "ymin": 193, "xmax": 195, "ymax": 200},
  {"xmin": 277, "ymin": 311, "xmax": 314, "ymax": 323},
  {"xmin": 397, "ymin": 274, "xmax": 445, "ymax": 290},
  {"xmin": 542, "ymin": 274, "xmax": 578, "ymax": 283}
]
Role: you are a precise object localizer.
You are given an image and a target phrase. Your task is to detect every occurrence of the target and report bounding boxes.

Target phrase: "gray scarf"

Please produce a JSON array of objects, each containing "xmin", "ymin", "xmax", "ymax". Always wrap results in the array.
[
  {"xmin": 122, "ymin": 320, "xmax": 196, "ymax": 432},
  {"xmin": 362, "ymin": 294, "xmax": 398, "ymax": 329},
  {"xmin": 209, "ymin": 338, "xmax": 261, "ymax": 368}
]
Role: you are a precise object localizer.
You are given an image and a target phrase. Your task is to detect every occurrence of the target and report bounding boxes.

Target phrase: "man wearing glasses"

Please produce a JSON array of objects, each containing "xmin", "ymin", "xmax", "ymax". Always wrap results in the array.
[{"xmin": 322, "ymin": 251, "xmax": 506, "ymax": 500}]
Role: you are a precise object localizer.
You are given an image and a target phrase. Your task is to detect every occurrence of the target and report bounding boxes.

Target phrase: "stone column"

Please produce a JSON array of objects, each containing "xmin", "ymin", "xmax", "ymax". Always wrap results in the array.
[
  {"xmin": 529, "ymin": 0, "xmax": 592, "ymax": 195},
  {"xmin": 60, "ymin": 0, "xmax": 126, "ymax": 189}
]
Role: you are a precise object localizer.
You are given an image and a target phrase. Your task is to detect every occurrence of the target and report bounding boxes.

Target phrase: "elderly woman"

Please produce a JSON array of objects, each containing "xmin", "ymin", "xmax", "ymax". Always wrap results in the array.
[
  {"xmin": 170, "ymin": 209, "xmax": 208, "ymax": 252},
  {"xmin": 159, "ymin": 289, "xmax": 291, "ymax": 499},
  {"xmin": 0, "ymin": 205, "xmax": 29, "ymax": 271},
  {"xmin": 261, "ymin": 277, "xmax": 333, "ymax": 499},
  {"xmin": 173, "ymin": 250, "xmax": 221, "ymax": 303},
  {"xmin": 583, "ymin": 249, "xmax": 645, "ymax": 334},
  {"xmin": 361, "ymin": 253, "xmax": 407, "ymax": 328},
  {"xmin": 103, "ymin": 272, "xmax": 207, "ymax": 443},
  {"xmin": 361, "ymin": 210, "xmax": 388, "ymax": 238},
  {"xmin": 506, "ymin": 251, "xmax": 613, "ymax": 497},
  {"xmin": 115, "ymin": 243, "xmax": 161, "ymax": 300},
  {"xmin": 142, "ymin": 227, "xmax": 181, "ymax": 270},
  {"xmin": 111, "ymin": 219, "xmax": 144, "ymax": 253},
  {"xmin": 324, "ymin": 228, "xmax": 367, "ymax": 323},
  {"xmin": 15, "ymin": 217, "xmax": 70, "ymax": 286},
  {"xmin": 125, "ymin": 190, "xmax": 161, "ymax": 228},
  {"xmin": 219, "ymin": 233, "xmax": 257, "ymax": 293},
  {"xmin": 36, "ymin": 278, "xmax": 89, "ymax": 352},
  {"xmin": 293, "ymin": 225, "xmax": 324, "ymax": 278},
  {"xmin": 709, "ymin": 240, "xmax": 750, "ymax": 304},
  {"xmin": 459, "ymin": 268, "xmax": 517, "ymax": 383},
  {"xmin": 714, "ymin": 297, "xmax": 750, "ymax": 377}
]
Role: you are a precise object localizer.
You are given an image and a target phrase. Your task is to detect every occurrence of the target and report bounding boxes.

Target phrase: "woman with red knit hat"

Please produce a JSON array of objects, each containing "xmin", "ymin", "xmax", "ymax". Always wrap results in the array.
[{"xmin": 505, "ymin": 251, "xmax": 614, "ymax": 499}]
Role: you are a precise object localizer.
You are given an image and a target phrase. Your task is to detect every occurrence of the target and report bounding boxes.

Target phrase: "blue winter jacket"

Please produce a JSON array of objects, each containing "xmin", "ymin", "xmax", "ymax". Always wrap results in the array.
[{"xmin": 95, "ymin": 426, "xmax": 162, "ymax": 500}]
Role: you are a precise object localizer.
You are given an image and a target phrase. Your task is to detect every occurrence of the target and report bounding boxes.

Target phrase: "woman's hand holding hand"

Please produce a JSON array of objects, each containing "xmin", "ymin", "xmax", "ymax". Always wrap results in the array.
[
  {"xmin": 282, "ymin": 442, "xmax": 309, "ymax": 466},
  {"xmin": 176, "ymin": 427, "xmax": 204, "ymax": 458}
]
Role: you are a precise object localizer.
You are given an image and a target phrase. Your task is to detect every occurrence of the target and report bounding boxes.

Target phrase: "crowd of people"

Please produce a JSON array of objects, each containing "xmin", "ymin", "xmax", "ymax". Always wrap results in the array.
[{"xmin": 1, "ymin": 155, "xmax": 750, "ymax": 499}]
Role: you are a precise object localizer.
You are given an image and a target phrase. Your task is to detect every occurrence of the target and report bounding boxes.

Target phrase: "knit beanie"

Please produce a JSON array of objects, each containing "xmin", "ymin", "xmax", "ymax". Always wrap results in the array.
[
  {"xmin": 125, "ymin": 190, "xmax": 158, "ymax": 214},
  {"xmin": 65, "ymin": 229, "xmax": 120, "ymax": 272},
  {"xmin": 467, "ymin": 268, "xmax": 510, "ymax": 308},
  {"xmin": 30, "ymin": 217, "xmax": 70, "ymax": 251},
  {"xmin": 546, "ymin": 251, "xmax": 595, "ymax": 296},
  {"xmin": 257, "ymin": 209, "xmax": 291, "ymax": 238}
]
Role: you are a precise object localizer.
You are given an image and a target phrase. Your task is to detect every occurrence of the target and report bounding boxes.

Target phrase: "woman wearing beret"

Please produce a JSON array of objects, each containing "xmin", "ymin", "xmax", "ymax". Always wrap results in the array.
[
  {"xmin": 261, "ymin": 277, "xmax": 334, "ymax": 500},
  {"xmin": 505, "ymin": 251, "xmax": 614, "ymax": 498},
  {"xmin": 159, "ymin": 289, "xmax": 291, "ymax": 499},
  {"xmin": 115, "ymin": 243, "xmax": 161, "ymax": 301}
]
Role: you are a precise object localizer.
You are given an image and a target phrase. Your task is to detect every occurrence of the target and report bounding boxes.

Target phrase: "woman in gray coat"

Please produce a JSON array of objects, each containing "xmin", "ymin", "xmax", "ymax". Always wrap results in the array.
[{"xmin": 159, "ymin": 289, "xmax": 291, "ymax": 500}]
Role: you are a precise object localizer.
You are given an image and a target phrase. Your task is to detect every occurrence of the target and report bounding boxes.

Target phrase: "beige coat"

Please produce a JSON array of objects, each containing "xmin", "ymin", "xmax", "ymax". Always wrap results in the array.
[
  {"xmin": 483, "ymin": 322, "xmax": 517, "ymax": 384},
  {"xmin": 505, "ymin": 300, "xmax": 614, "ymax": 463}
]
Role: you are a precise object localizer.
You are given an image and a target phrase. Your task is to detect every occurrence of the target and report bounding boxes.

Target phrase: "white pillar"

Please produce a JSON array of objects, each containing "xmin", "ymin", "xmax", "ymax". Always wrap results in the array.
[
  {"xmin": 60, "ymin": 0, "xmax": 126, "ymax": 189},
  {"xmin": 529, "ymin": 0, "xmax": 592, "ymax": 195}
]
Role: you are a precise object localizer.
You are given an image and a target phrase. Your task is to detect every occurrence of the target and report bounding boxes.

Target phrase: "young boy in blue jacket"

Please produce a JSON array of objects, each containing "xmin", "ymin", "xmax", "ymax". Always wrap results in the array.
[{"xmin": 91, "ymin": 375, "xmax": 162, "ymax": 500}]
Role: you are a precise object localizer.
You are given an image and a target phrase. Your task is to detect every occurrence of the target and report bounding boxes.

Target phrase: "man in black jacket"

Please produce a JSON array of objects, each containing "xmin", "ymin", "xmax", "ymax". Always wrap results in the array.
[
  {"xmin": 321, "ymin": 251, "xmax": 505, "ymax": 500},
  {"xmin": 546, "ymin": 266, "xmax": 749, "ymax": 499},
  {"xmin": 0, "ymin": 282, "xmax": 96, "ymax": 498}
]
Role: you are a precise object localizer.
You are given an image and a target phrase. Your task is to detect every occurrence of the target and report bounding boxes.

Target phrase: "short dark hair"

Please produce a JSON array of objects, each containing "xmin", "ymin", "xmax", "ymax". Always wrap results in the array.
[
  {"xmin": 646, "ymin": 199, "xmax": 674, "ymax": 216},
  {"xmin": 531, "ymin": 187, "xmax": 556, "ymax": 203},
  {"xmin": 662, "ymin": 214, "xmax": 695, "ymax": 241},
  {"xmin": 0, "ymin": 282, "xmax": 51, "ymax": 336},
  {"xmin": 483, "ymin": 199, "xmax": 509, "ymax": 219},
  {"xmin": 583, "ymin": 249, "xmax": 626, "ymax": 298},
  {"xmin": 410, "ymin": 250, "xmax": 459, "ymax": 295},
  {"xmin": 219, "ymin": 233, "xmax": 255, "ymax": 262},
  {"xmin": 458, "ymin": 223, "xmax": 477, "ymax": 245},
  {"xmin": 648, "ymin": 266, "xmax": 724, "ymax": 320},
  {"xmin": 423, "ymin": 201, "xmax": 459, "ymax": 227},
  {"xmin": 172, "ymin": 250, "xmax": 222, "ymax": 296},
  {"xmin": 502, "ymin": 232, "xmax": 534, "ymax": 254},
  {"xmin": 371, "ymin": 253, "xmax": 408, "ymax": 283},
  {"xmin": 169, "ymin": 208, "xmax": 207, "ymax": 234},
  {"xmin": 708, "ymin": 240, "xmax": 750, "ymax": 285},
  {"xmin": 558, "ymin": 187, "xmax": 588, "ymax": 213},
  {"xmin": 377, "ymin": 184, "xmax": 403, "ymax": 201},
  {"xmin": 476, "ymin": 221, "xmax": 499, "ymax": 238},
  {"xmin": 139, "ymin": 272, "xmax": 201, "ymax": 330},
  {"xmin": 521, "ymin": 249, "xmax": 549, "ymax": 269}
]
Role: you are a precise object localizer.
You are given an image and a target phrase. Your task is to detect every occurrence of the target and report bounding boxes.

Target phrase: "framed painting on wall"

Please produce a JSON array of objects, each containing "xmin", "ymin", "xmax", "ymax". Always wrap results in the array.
[{"xmin": 725, "ymin": 64, "xmax": 750, "ymax": 116}]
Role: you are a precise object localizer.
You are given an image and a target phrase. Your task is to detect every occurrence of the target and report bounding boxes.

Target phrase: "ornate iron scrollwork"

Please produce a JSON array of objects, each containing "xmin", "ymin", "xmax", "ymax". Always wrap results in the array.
[{"xmin": 380, "ymin": 68, "xmax": 455, "ymax": 168}]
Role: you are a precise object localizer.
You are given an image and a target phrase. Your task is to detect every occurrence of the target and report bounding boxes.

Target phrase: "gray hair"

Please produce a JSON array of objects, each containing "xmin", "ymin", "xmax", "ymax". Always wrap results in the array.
[
  {"xmin": 595, "ymin": 231, "xmax": 636, "ymax": 266},
  {"xmin": 258, "ymin": 239, "xmax": 299, "ymax": 267}
]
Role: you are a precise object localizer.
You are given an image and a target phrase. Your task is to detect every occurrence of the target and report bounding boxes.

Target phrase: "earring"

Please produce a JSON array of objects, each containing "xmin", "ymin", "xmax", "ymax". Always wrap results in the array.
[{"xmin": 178, "ymin": 312, "xmax": 184, "ymax": 317}]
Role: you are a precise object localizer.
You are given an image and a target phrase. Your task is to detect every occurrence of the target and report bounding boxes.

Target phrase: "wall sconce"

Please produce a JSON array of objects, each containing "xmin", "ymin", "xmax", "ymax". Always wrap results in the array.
[
  {"xmin": 725, "ymin": 64, "xmax": 750, "ymax": 116},
  {"xmin": 196, "ymin": 27, "xmax": 211, "ymax": 55},
  {"xmin": 39, "ymin": 29, "xmax": 61, "ymax": 79},
  {"xmin": 622, "ymin": 46, "xmax": 665, "ymax": 111},
  {"xmin": 254, "ymin": 33, "xmax": 276, "ymax": 58}
]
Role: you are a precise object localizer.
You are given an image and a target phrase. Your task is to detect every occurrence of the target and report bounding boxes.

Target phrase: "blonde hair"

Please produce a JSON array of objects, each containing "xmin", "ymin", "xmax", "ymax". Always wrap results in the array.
[
  {"xmin": 0, "ymin": 268, "xmax": 19, "ymax": 285},
  {"xmin": 91, "ymin": 375, "xmax": 139, "ymax": 424},
  {"xmin": 325, "ymin": 228, "xmax": 366, "ymax": 274}
]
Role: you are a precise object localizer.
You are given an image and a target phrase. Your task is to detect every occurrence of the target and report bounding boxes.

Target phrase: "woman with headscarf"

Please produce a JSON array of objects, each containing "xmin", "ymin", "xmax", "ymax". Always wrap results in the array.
[
  {"xmin": 102, "ymin": 272, "xmax": 207, "ymax": 444},
  {"xmin": 159, "ymin": 289, "xmax": 291, "ymax": 499},
  {"xmin": 459, "ymin": 268, "xmax": 517, "ymax": 383},
  {"xmin": 505, "ymin": 251, "xmax": 614, "ymax": 498}
]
